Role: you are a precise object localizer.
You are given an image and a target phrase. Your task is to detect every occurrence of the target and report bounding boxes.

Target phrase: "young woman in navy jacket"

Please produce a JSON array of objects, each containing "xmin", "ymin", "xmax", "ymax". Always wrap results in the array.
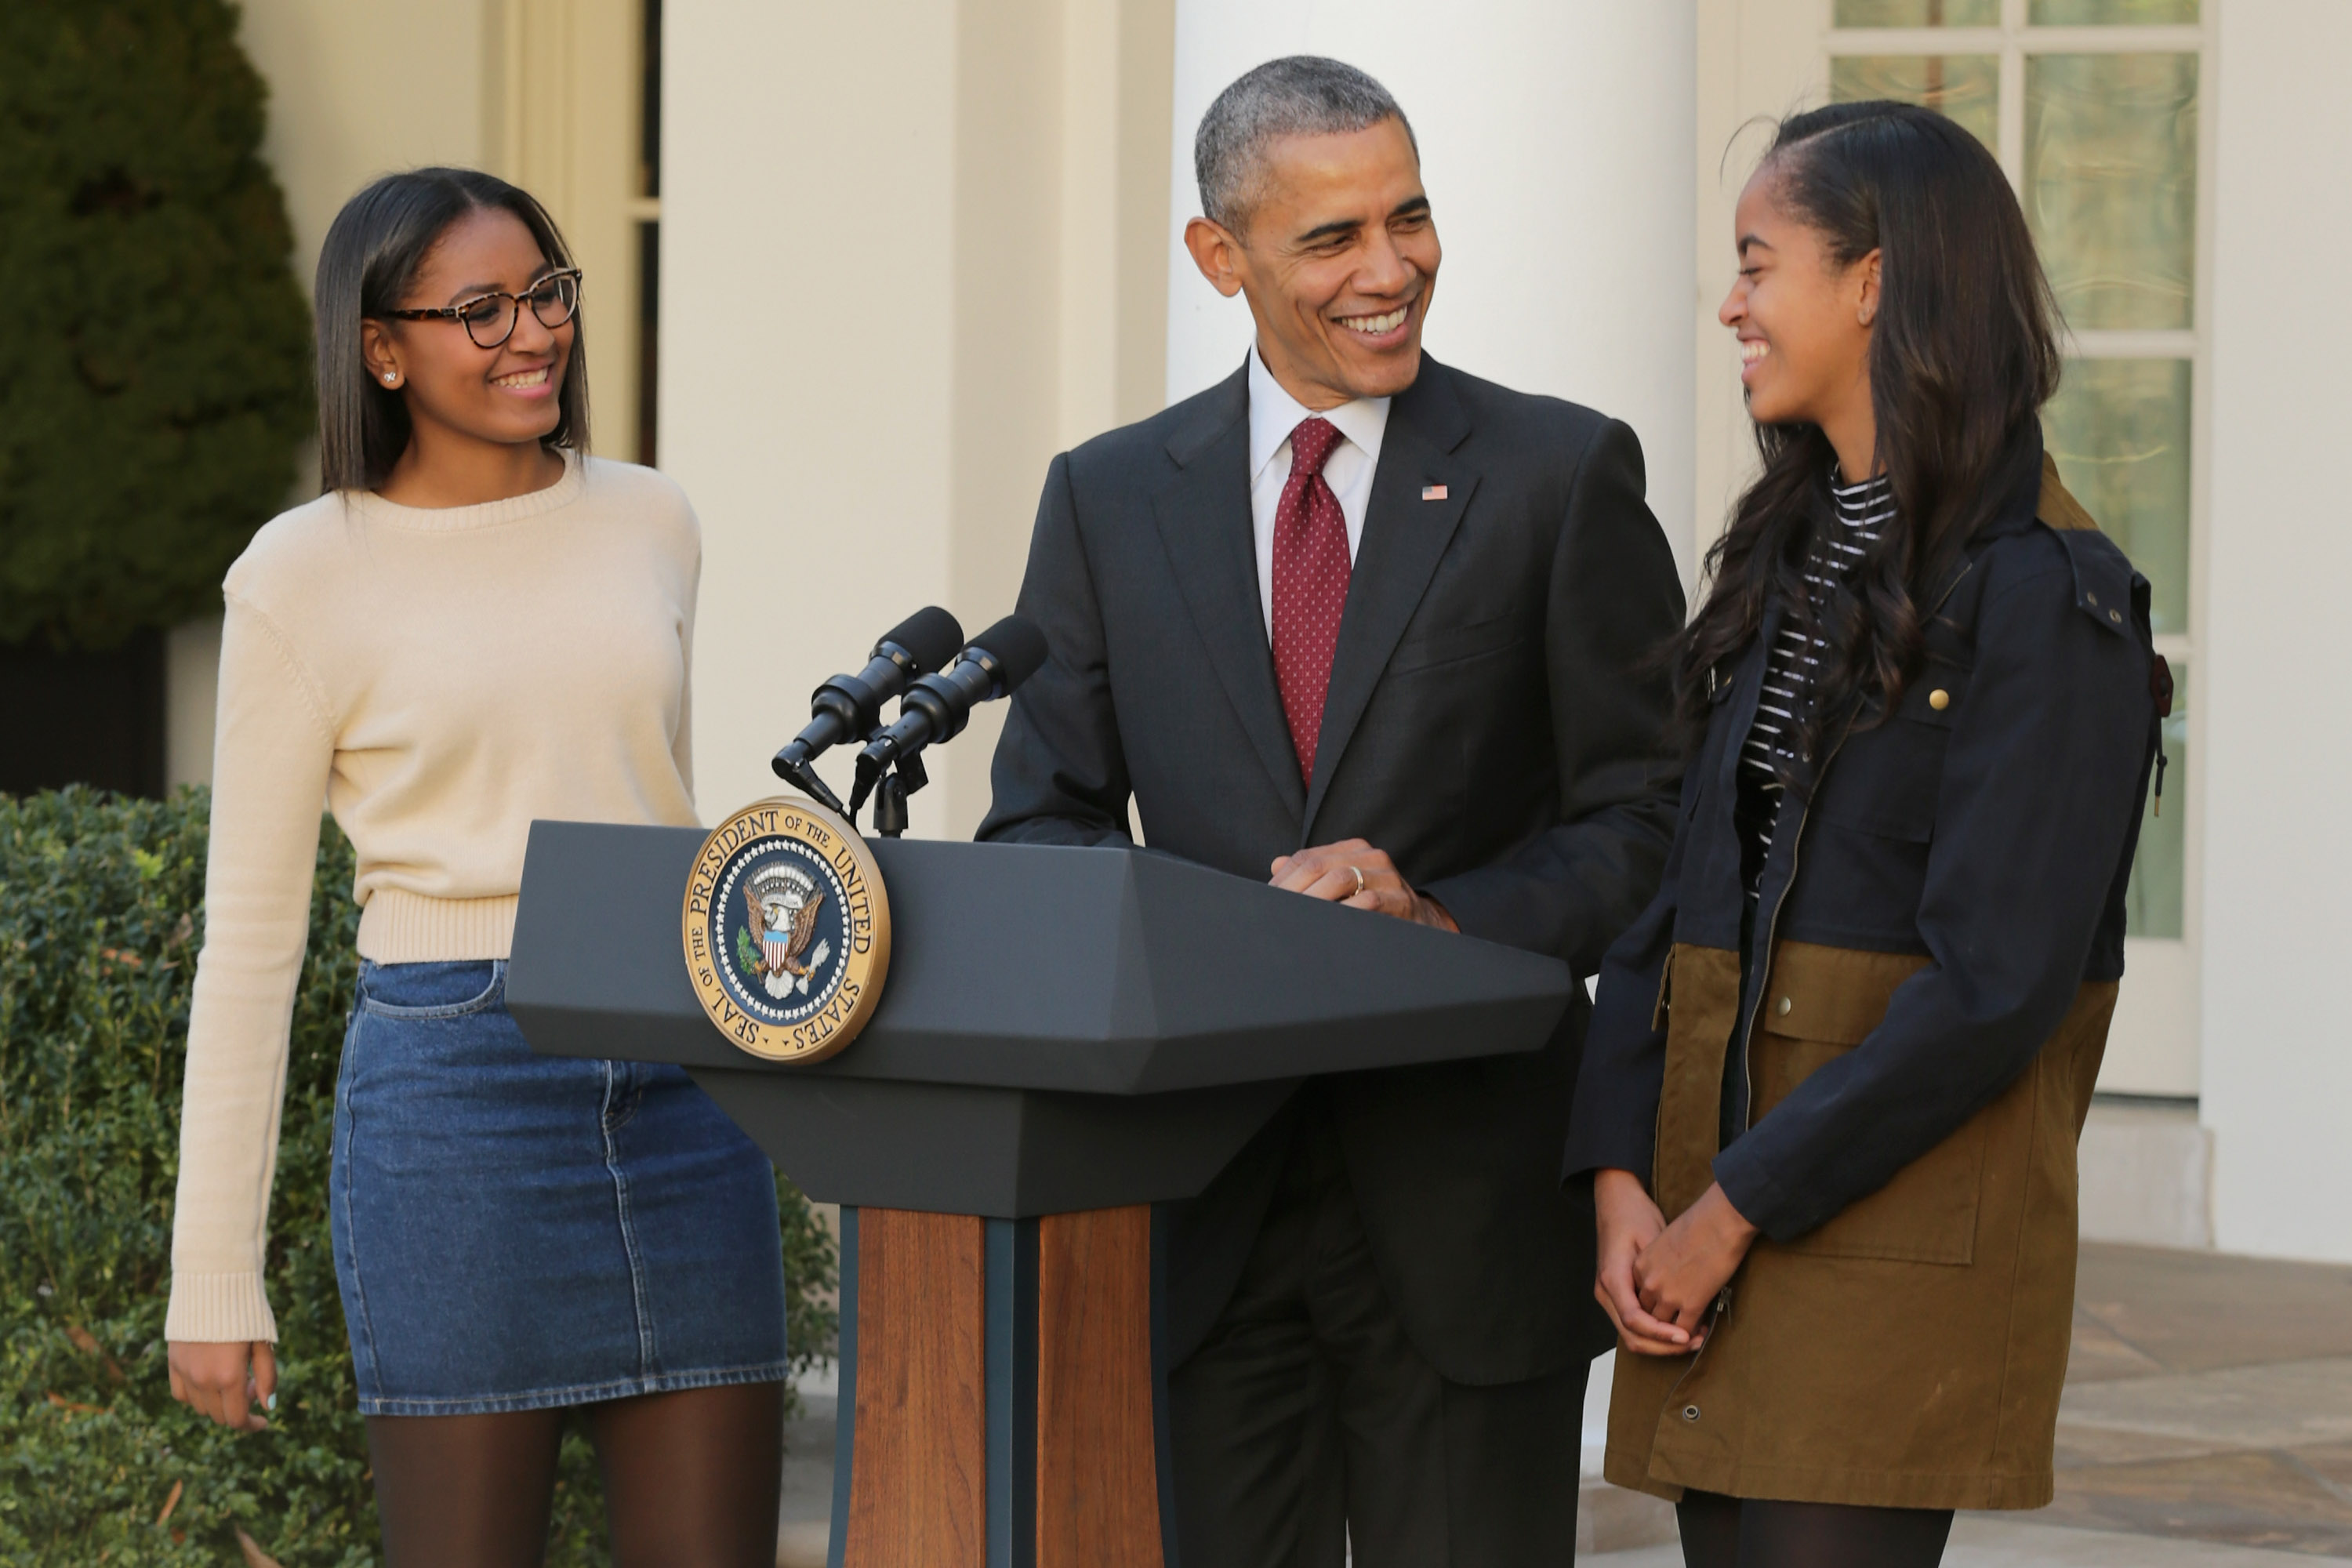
[{"xmin": 1565, "ymin": 101, "xmax": 2163, "ymax": 1567}]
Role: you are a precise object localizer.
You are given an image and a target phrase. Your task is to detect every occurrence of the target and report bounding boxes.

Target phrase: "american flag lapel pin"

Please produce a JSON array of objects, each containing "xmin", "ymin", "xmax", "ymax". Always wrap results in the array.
[{"xmin": 1421, "ymin": 484, "xmax": 1448, "ymax": 501}]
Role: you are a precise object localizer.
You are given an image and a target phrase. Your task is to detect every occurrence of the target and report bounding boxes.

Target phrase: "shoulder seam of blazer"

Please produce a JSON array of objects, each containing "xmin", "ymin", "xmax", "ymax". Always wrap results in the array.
[{"xmin": 1165, "ymin": 361, "xmax": 1251, "ymax": 468}]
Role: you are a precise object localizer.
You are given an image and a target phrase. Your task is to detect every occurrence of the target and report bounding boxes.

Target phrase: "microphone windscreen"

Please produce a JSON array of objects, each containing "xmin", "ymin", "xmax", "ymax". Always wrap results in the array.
[
  {"xmin": 884, "ymin": 605, "xmax": 966, "ymax": 673},
  {"xmin": 969, "ymin": 614, "xmax": 1050, "ymax": 693}
]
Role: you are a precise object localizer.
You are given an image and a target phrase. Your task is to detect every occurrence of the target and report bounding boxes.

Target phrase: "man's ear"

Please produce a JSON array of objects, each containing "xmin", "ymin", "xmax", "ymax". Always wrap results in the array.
[{"xmin": 1184, "ymin": 216, "xmax": 1247, "ymax": 299}]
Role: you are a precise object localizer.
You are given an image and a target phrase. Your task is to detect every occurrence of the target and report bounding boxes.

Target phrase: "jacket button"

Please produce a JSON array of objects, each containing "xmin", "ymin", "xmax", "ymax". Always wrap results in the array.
[
  {"xmin": 2110, "ymin": 608, "xmax": 2124, "ymax": 623},
  {"xmin": 2087, "ymin": 591, "xmax": 2100, "ymax": 607},
  {"xmin": 1929, "ymin": 688, "xmax": 1951, "ymax": 710},
  {"xmin": 1682, "ymin": 1404, "xmax": 1701, "ymax": 1422},
  {"xmin": 1775, "ymin": 996, "xmax": 1792, "ymax": 1017}
]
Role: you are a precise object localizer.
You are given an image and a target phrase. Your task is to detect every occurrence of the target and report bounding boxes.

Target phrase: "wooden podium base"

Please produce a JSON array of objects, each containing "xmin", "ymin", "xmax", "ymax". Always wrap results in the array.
[{"xmin": 831, "ymin": 1206, "xmax": 1174, "ymax": 1568}]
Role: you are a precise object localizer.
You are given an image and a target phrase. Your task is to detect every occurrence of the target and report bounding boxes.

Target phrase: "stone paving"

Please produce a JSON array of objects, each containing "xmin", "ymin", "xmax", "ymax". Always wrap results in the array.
[
  {"xmin": 776, "ymin": 1371, "xmax": 836, "ymax": 1568},
  {"xmin": 774, "ymin": 1242, "xmax": 2352, "ymax": 1566}
]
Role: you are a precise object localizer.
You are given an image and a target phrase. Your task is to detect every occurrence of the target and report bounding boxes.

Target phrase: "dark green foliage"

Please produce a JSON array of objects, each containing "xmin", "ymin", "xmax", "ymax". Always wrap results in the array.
[
  {"xmin": 0, "ymin": 789, "xmax": 837, "ymax": 1564},
  {"xmin": 0, "ymin": 1, "xmax": 314, "ymax": 651}
]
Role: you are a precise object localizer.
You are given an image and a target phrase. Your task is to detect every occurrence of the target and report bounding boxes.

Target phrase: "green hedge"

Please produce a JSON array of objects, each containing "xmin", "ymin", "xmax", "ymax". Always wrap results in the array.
[
  {"xmin": 0, "ymin": 0, "xmax": 314, "ymax": 650},
  {"xmin": 0, "ymin": 789, "xmax": 837, "ymax": 1565}
]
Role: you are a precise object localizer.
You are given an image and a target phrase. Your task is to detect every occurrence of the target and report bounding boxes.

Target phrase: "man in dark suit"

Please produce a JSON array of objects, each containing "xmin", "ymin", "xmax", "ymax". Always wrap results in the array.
[{"xmin": 978, "ymin": 55, "xmax": 1685, "ymax": 1566}]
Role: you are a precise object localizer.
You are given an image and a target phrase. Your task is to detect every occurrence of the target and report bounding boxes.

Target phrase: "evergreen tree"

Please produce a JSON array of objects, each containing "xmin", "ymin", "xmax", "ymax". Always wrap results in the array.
[{"xmin": 0, "ymin": 0, "xmax": 312, "ymax": 651}]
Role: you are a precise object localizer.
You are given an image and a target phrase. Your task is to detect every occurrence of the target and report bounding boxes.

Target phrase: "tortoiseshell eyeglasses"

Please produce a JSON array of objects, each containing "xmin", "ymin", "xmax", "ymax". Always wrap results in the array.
[{"xmin": 382, "ymin": 268, "xmax": 583, "ymax": 349}]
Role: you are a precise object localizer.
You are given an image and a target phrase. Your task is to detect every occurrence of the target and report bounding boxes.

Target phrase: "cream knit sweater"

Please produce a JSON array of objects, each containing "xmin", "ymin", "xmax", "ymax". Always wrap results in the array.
[{"xmin": 165, "ymin": 453, "xmax": 702, "ymax": 1344}]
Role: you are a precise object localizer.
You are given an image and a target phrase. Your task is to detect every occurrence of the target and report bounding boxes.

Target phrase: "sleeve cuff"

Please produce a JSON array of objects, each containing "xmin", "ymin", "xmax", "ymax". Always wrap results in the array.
[
  {"xmin": 1417, "ymin": 867, "xmax": 1515, "ymax": 949},
  {"xmin": 1712, "ymin": 1142, "xmax": 1805, "ymax": 1242},
  {"xmin": 164, "ymin": 1270, "xmax": 279, "ymax": 1345},
  {"xmin": 1562, "ymin": 1124, "xmax": 1657, "ymax": 1185}
]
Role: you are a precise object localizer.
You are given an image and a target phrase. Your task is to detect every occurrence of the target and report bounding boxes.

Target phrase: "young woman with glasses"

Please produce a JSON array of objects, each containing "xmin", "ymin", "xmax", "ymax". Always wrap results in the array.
[
  {"xmin": 1564, "ymin": 103, "xmax": 2163, "ymax": 1567},
  {"xmin": 164, "ymin": 168, "xmax": 789, "ymax": 1568}
]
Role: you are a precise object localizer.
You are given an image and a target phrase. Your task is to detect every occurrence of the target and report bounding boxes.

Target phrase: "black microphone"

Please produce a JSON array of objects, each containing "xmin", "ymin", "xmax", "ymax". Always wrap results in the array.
[
  {"xmin": 771, "ymin": 607, "xmax": 965, "ymax": 789},
  {"xmin": 850, "ymin": 615, "xmax": 1049, "ymax": 809}
]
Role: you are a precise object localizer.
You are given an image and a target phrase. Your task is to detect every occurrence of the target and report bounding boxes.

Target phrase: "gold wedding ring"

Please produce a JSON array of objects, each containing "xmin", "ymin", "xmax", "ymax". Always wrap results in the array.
[{"xmin": 1349, "ymin": 865, "xmax": 1366, "ymax": 898}]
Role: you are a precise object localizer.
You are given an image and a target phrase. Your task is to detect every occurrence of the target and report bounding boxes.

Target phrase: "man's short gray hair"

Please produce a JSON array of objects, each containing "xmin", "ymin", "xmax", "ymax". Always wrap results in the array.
[{"xmin": 1194, "ymin": 56, "xmax": 1417, "ymax": 234}]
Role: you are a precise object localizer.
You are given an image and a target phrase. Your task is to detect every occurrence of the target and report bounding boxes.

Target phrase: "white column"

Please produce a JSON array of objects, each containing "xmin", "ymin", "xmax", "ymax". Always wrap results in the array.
[
  {"xmin": 663, "ymin": 1, "xmax": 1173, "ymax": 833},
  {"xmin": 662, "ymin": 3, "xmax": 964, "ymax": 829},
  {"xmin": 1165, "ymin": 2, "xmax": 1700, "ymax": 579},
  {"xmin": 2200, "ymin": 3, "xmax": 2352, "ymax": 1263}
]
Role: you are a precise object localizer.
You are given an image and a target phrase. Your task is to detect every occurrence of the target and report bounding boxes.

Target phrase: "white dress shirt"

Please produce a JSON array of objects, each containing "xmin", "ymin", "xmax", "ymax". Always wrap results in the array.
[{"xmin": 1247, "ymin": 344, "xmax": 1392, "ymax": 637}]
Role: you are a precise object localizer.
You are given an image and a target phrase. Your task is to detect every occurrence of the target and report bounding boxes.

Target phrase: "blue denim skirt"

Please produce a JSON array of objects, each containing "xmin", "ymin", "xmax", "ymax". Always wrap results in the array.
[{"xmin": 330, "ymin": 959, "xmax": 791, "ymax": 1415}]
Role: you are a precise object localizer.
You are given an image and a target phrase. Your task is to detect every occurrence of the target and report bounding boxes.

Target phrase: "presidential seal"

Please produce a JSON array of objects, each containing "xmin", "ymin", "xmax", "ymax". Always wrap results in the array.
[{"xmin": 682, "ymin": 797, "xmax": 889, "ymax": 1063}]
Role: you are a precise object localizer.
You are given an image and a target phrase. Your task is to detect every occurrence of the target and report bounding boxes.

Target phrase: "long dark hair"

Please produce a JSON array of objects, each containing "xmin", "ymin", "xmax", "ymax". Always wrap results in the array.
[
  {"xmin": 314, "ymin": 168, "xmax": 590, "ymax": 492},
  {"xmin": 1675, "ymin": 101, "xmax": 2060, "ymax": 763}
]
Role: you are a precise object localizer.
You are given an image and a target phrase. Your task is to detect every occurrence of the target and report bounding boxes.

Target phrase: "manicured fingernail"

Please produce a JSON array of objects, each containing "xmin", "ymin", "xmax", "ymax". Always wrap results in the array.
[{"xmin": 265, "ymin": 1394, "xmax": 277, "ymax": 1410}]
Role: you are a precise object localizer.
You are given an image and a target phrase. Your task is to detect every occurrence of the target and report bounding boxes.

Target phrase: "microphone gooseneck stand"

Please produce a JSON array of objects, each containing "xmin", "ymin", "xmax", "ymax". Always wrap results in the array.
[
  {"xmin": 864, "ymin": 751, "xmax": 927, "ymax": 838},
  {"xmin": 779, "ymin": 724, "xmax": 924, "ymax": 837},
  {"xmin": 779, "ymin": 730, "xmax": 924, "ymax": 837},
  {"xmin": 776, "ymin": 755, "xmax": 851, "ymax": 818}
]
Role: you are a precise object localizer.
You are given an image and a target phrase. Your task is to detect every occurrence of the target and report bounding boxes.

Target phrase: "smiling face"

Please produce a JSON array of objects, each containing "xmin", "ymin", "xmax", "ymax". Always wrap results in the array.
[
  {"xmin": 359, "ymin": 206, "xmax": 574, "ymax": 452},
  {"xmin": 1184, "ymin": 116, "xmax": 1438, "ymax": 410},
  {"xmin": 1720, "ymin": 165, "xmax": 1880, "ymax": 457}
]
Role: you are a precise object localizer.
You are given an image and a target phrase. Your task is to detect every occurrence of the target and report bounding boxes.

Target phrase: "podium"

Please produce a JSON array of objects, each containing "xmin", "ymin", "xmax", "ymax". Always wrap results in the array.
[{"xmin": 507, "ymin": 820, "xmax": 1573, "ymax": 1568}]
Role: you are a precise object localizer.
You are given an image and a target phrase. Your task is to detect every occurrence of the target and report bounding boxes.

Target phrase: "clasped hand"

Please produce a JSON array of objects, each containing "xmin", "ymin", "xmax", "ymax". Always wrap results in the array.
[
  {"xmin": 1271, "ymin": 839, "xmax": 1457, "ymax": 931},
  {"xmin": 1275, "ymin": 846, "xmax": 1762, "ymax": 1363},
  {"xmin": 1592, "ymin": 1168, "xmax": 1759, "ymax": 1357}
]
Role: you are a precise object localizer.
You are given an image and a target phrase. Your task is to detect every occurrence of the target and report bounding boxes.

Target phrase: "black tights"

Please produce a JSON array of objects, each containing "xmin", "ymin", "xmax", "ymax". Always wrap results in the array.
[
  {"xmin": 1677, "ymin": 1489, "xmax": 1953, "ymax": 1568},
  {"xmin": 365, "ymin": 1381, "xmax": 784, "ymax": 1568}
]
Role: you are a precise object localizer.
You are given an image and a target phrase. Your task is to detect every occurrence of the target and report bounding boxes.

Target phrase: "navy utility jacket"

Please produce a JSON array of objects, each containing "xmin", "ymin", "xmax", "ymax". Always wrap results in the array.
[{"xmin": 1563, "ymin": 426, "xmax": 2163, "ymax": 1240}]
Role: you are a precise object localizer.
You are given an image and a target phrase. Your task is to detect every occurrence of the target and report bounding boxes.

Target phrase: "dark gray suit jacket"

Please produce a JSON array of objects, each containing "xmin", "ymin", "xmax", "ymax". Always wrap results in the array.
[{"xmin": 978, "ymin": 354, "xmax": 1686, "ymax": 1385}]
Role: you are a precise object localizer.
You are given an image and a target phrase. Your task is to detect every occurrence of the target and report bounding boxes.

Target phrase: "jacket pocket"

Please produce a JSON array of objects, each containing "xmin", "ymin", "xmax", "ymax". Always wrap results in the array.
[
  {"xmin": 1806, "ymin": 659, "xmax": 1973, "ymax": 844},
  {"xmin": 1750, "ymin": 945, "xmax": 1982, "ymax": 1266},
  {"xmin": 1387, "ymin": 614, "xmax": 1524, "ymax": 675}
]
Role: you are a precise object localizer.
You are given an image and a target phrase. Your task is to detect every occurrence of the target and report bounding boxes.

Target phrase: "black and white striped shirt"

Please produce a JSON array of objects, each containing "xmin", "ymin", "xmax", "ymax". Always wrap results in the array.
[{"xmin": 1734, "ymin": 470, "xmax": 1894, "ymax": 891}]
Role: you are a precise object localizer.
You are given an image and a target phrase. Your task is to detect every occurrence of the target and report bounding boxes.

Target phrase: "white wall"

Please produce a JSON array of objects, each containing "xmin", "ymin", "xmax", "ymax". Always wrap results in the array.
[
  {"xmin": 1166, "ymin": 2, "xmax": 1700, "ymax": 579},
  {"xmin": 238, "ymin": 0, "xmax": 494, "ymax": 291},
  {"xmin": 662, "ymin": 2, "xmax": 962, "ymax": 830},
  {"xmin": 165, "ymin": 619, "xmax": 222, "ymax": 792},
  {"xmin": 166, "ymin": 1, "xmax": 499, "ymax": 790},
  {"xmin": 2200, "ymin": 5, "xmax": 2352, "ymax": 1263},
  {"xmin": 663, "ymin": 1, "xmax": 1174, "ymax": 833}
]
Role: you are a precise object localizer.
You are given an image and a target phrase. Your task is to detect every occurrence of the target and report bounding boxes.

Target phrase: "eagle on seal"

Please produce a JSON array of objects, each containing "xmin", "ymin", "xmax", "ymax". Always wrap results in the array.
[{"xmin": 746, "ymin": 880, "xmax": 826, "ymax": 984}]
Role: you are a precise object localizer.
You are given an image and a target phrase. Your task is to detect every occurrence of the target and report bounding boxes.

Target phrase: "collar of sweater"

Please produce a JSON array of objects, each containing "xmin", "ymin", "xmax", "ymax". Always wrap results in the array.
[{"xmin": 344, "ymin": 448, "xmax": 586, "ymax": 532}]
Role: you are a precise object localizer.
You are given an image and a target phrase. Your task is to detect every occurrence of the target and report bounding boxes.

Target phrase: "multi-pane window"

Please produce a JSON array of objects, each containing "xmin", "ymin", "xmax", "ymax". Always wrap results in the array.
[{"xmin": 1828, "ymin": 0, "xmax": 2205, "ymax": 942}]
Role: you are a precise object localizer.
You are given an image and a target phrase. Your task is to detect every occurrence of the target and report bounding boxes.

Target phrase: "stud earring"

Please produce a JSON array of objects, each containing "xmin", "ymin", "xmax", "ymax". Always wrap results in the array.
[{"xmin": 383, "ymin": 372, "xmax": 398, "ymax": 385}]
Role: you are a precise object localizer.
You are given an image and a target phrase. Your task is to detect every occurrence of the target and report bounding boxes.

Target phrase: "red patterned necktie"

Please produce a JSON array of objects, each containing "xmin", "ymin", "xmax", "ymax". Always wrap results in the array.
[{"xmin": 1270, "ymin": 416, "xmax": 1351, "ymax": 781}]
